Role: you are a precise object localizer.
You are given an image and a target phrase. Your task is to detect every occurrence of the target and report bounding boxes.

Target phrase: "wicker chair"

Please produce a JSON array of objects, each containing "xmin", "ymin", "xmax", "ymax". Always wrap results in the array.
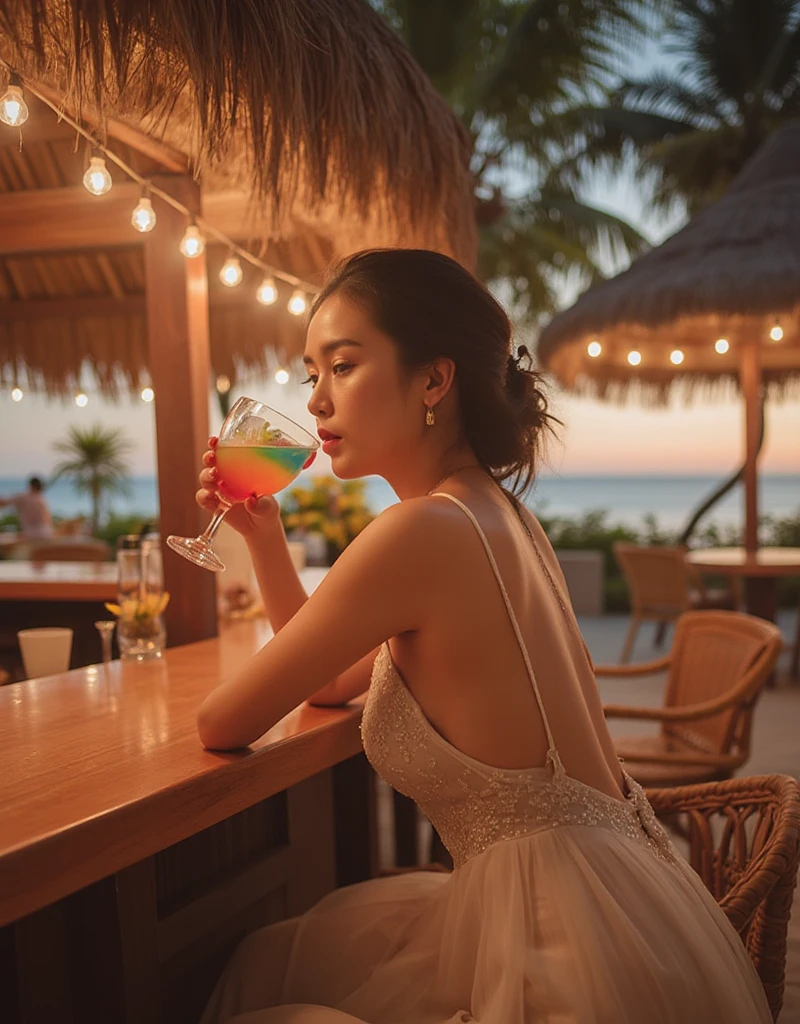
[
  {"xmin": 648, "ymin": 774, "xmax": 800, "ymax": 1021},
  {"xmin": 598, "ymin": 610, "xmax": 783, "ymax": 788},
  {"xmin": 613, "ymin": 543, "xmax": 739, "ymax": 663}
]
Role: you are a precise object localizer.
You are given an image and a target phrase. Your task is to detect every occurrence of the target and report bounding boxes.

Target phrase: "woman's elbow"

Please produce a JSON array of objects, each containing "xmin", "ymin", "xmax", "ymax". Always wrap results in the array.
[{"xmin": 197, "ymin": 699, "xmax": 249, "ymax": 751}]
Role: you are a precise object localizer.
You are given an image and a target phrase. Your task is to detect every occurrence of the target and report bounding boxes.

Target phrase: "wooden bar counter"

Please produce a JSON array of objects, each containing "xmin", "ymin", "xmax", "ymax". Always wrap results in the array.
[{"xmin": 0, "ymin": 621, "xmax": 376, "ymax": 1024}]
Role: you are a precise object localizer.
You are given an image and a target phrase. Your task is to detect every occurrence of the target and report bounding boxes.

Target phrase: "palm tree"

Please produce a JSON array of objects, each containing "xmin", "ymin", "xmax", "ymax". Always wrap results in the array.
[
  {"xmin": 372, "ymin": 0, "xmax": 659, "ymax": 321},
  {"xmin": 552, "ymin": 0, "xmax": 800, "ymax": 214},
  {"xmin": 51, "ymin": 425, "xmax": 133, "ymax": 532}
]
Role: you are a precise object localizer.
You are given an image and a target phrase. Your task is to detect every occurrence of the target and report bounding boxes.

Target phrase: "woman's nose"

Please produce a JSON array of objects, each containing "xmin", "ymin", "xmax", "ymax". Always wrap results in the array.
[{"xmin": 307, "ymin": 384, "xmax": 330, "ymax": 419}]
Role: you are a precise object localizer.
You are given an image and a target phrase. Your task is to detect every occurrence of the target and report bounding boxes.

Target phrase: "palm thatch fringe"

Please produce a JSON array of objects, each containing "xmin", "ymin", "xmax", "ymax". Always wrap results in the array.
[
  {"xmin": 0, "ymin": 0, "xmax": 477, "ymax": 263},
  {"xmin": 537, "ymin": 122, "xmax": 800, "ymax": 400}
]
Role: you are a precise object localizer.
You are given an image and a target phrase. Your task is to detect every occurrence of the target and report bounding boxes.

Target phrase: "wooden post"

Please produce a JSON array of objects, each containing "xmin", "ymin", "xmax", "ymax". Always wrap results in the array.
[
  {"xmin": 740, "ymin": 340, "xmax": 761, "ymax": 554},
  {"xmin": 144, "ymin": 176, "xmax": 217, "ymax": 647}
]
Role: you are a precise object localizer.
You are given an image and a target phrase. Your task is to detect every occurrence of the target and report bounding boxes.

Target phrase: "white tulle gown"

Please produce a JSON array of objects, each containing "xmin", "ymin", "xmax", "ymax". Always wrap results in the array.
[{"xmin": 200, "ymin": 494, "xmax": 772, "ymax": 1024}]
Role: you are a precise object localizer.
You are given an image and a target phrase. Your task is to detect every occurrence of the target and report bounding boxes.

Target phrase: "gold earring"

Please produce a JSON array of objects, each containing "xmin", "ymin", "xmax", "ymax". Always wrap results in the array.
[{"xmin": 425, "ymin": 406, "xmax": 435, "ymax": 427}]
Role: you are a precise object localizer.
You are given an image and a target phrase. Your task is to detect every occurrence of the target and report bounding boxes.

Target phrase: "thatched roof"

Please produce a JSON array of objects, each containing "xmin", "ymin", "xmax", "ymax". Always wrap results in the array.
[
  {"xmin": 0, "ymin": 0, "xmax": 477, "ymax": 396},
  {"xmin": 536, "ymin": 122, "xmax": 800, "ymax": 405}
]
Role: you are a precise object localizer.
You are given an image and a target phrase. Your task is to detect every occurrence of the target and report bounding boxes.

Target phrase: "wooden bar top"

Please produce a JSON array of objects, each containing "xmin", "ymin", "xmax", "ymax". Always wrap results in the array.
[
  {"xmin": 0, "ymin": 619, "xmax": 363, "ymax": 928},
  {"xmin": 0, "ymin": 559, "xmax": 117, "ymax": 601}
]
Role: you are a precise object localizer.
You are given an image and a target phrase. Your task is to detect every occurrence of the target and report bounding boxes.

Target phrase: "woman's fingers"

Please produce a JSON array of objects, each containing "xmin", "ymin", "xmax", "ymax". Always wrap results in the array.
[
  {"xmin": 202, "ymin": 449, "xmax": 217, "ymax": 468},
  {"xmin": 195, "ymin": 488, "xmax": 218, "ymax": 510},
  {"xmin": 199, "ymin": 467, "xmax": 217, "ymax": 489}
]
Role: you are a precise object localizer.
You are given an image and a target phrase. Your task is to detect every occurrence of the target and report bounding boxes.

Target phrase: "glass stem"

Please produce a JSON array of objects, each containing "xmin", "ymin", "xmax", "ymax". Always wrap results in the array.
[
  {"xmin": 101, "ymin": 632, "xmax": 113, "ymax": 664},
  {"xmin": 201, "ymin": 501, "xmax": 232, "ymax": 544}
]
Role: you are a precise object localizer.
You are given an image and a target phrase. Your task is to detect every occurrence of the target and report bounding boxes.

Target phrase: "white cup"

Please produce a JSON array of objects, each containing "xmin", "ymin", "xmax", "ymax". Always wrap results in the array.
[{"xmin": 17, "ymin": 628, "xmax": 74, "ymax": 679}]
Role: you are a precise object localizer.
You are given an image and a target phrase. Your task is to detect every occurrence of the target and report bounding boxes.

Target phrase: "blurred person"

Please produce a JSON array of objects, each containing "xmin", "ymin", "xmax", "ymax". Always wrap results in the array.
[
  {"xmin": 0, "ymin": 476, "xmax": 53, "ymax": 540},
  {"xmin": 196, "ymin": 250, "xmax": 770, "ymax": 1024}
]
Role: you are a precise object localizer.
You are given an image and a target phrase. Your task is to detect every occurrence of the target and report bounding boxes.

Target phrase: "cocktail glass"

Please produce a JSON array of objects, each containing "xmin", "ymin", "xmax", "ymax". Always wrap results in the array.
[{"xmin": 166, "ymin": 396, "xmax": 318, "ymax": 572}]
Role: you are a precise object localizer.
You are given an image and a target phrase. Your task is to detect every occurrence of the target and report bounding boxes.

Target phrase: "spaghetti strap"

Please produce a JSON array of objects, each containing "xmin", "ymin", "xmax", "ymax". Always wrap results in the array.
[{"xmin": 429, "ymin": 492, "xmax": 562, "ymax": 768}]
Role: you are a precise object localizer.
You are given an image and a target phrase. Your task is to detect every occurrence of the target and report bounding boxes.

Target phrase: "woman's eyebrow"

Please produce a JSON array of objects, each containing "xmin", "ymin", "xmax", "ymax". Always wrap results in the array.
[{"xmin": 303, "ymin": 339, "xmax": 363, "ymax": 365}]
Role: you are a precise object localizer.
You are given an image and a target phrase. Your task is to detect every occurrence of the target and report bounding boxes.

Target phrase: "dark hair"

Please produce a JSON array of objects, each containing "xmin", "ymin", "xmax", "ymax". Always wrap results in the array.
[
  {"xmin": 28, "ymin": 476, "xmax": 43, "ymax": 492},
  {"xmin": 310, "ymin": 249, "xmax": 559, "ymax": 494}
]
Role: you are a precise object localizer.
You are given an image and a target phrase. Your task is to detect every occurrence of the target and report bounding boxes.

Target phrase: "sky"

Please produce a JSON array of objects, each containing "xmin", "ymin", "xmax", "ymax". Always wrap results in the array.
[{"xmin": 0, "ymin": 29, "xmax": 798, "ymax": 481}]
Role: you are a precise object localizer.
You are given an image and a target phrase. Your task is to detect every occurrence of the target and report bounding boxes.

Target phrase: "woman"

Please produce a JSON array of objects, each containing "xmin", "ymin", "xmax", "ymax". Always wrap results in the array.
[{"xmin": 197, "ymin": 250, "xmax": 769, "ymax": 1023}]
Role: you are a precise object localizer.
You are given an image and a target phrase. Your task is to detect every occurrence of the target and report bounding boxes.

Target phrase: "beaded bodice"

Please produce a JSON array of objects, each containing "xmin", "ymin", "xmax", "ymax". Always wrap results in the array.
[
  {"xmin": 360, "ymin": 493, "xmax": 676, "ymax": 870},
  {"xmin": 361, "ymin": 645, "xmax": 675, "ymax": 868}
]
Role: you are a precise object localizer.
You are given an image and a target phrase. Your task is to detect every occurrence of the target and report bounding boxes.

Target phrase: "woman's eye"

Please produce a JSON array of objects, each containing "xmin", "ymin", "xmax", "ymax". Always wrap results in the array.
[
  {"xmin": 332, "ymin": 362, "xmax": 353, "ymax": 375},
  {"xmin": 301, "ymin": 376, "xmax": 317, "ymax": 387}
]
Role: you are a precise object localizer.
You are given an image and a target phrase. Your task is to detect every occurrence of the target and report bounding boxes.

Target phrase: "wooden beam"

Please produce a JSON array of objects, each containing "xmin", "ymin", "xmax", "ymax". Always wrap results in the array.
[
  {"xmin": 0, "ymin": 184, "xmax": 142, "ymax": 254},
  {"xmin": 30, "ymin": 81, "xmax": 190, "ymax": 174},
  {"xmin": 0, "ymin": 186, "xmax": 258, "ymax": 256},
  {"xmin": 144, "ymin": 176, "xmax": 217, "ymax": 648},
  {"xmin": 0, "ymin": 295, "xmax": 142, "ymax": 322},
  {"xmin": 741, "ymin": 340, "xmax": 761, "ymax": 554}
]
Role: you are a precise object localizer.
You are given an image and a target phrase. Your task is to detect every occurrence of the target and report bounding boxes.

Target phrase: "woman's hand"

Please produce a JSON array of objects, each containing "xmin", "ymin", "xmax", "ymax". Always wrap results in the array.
[{"xmin": 195, "ymin": 436, "xmax": 283, "ymax": 541}]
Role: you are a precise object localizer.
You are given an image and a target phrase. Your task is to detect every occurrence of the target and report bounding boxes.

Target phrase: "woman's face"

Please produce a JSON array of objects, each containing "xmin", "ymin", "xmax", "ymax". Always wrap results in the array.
[{"xmin": 304, "ymin": 293, "xmax": 426, "ymax": 480}]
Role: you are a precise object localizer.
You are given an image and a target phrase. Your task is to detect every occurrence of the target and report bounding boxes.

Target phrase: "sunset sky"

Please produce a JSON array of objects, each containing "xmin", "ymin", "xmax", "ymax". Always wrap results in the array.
[{"xmin": 1, "ymin": 34, "xmax": 798, "ymax": 482}]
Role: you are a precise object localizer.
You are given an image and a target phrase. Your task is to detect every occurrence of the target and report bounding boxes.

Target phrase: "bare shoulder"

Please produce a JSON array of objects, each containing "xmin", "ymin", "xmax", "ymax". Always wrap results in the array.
[{"xmin": 341, "ymin": 494, "xmax": 473, "ymax": 567}]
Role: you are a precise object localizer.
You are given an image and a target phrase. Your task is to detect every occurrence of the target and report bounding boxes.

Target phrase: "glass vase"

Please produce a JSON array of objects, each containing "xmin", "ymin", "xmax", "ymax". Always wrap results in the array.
[{"xmin": 116, "ymin": 535, "xmax": 167, "ymax": 662}]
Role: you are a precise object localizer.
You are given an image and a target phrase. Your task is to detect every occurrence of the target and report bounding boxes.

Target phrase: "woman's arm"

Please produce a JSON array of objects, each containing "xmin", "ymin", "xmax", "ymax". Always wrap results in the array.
[{"xmin": 197, "ymin": 499, "xmax": 444, "ymax": 750}]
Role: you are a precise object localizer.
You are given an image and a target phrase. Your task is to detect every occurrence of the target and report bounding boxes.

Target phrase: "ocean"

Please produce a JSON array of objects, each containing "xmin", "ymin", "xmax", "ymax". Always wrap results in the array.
[{"xmin": 1, "ymin": 474, "xmax": 797, "ymax": 532}]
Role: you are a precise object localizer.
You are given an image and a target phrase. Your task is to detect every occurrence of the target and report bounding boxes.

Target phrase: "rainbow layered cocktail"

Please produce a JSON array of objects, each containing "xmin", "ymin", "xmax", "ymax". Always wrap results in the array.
[{"xmin": 216, "ymin": 443, "xmax": 316, "ymax": 502}]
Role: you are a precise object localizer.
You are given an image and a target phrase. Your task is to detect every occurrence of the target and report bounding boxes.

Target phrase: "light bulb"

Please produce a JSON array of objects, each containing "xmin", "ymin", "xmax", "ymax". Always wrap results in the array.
[
  {"xmin": 219, "ymin": 255, "xmax": 243, "ymax": 287},
  {"xmin": 769, "ymin": 322, "xmax": 784, "ymax": 342},
  {"xmin": 275, "ymin": 368, "xmax": 290, "ymax": 385},
  {"xmin": 131, "ymin": 195, "xmax": 156, "ymax": 233},
  {"xmin": 587, "ymin": 341, "xmax": 602, "ymax": 358},
  {"xmin": 627, "ymin": 350, "xmax": 642, "ymax": 366},
  {"xmin": 715, "ymin": 338, "xmax": 729, "ymax": 354},
  {"xmin": 180, "ymin": 222, "xmax": 205, "ymax": 258},
  {"xmin": 83, "ymin": 155, "xmax": 112, "ymax": 195},
  {"xmin": 0, "ymin": 82, "xmax": 28, "ymax": 127},
  {"xmin": 256, "ymin": 276, "xmax": 278, "ymax": 305},
  {"xmin": 216, "ymin": 374, "xmax": 231, "ymax": 394},
  {"xmin": 288, "ymin": 289, "xmax": 307, "ymax": 316},
  {"xmin": 11, "ymin": 386, "xmax": 23, "ymax": 402},
  {"xmin": 75, "ymin": 391, "xmax": 88, "ymax": 407},
  {"xmin": 670, "ymin": 349, "xmax": 685, "ymax": 365},
  {"xmin": 141, "ymin": 387, "xmax": 155, "ymax": 403}
]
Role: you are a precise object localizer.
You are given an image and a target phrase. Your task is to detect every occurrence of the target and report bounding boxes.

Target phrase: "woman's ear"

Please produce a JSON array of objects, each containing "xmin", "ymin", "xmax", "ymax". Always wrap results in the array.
[{"xmin": 424, "ymin": 356, "xmax": 456, "ymax": 403}]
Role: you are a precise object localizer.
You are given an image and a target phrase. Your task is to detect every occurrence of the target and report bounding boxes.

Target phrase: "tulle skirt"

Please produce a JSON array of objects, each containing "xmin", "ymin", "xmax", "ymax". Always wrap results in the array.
[{"xmin": 199, "ymin": 823, "xmax": 771, "ymax": 1024}]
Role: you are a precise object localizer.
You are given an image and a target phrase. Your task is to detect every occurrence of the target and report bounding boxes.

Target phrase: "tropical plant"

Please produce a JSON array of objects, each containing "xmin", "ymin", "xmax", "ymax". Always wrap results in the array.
[
  {"xmin": 280, "ymin": 476, "xmax": 375, "ymax": 562},
  {"xmin": 552, "ymin": 0, "xmax": 800, "ymax": 214},
  {"xmin": 50, "ymin": 425, "xmax": 133, "ymax": 532},
  {"xmin": 372, "ymin": 0, "xmax": 658, "ymax": 320}
]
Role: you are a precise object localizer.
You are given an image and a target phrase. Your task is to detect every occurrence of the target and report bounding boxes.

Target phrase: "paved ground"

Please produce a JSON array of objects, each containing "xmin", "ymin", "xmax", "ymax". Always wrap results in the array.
[{"xmin": 376, "ymin": 609, "xmax": 800, "ymax": 1022}]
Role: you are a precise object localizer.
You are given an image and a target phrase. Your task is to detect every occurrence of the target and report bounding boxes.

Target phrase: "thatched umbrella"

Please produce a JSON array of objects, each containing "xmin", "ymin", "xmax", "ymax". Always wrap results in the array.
[
  {"xmin": 0, "ymin": 0, "xmax": 477, "ymax": 396},
  {"xmin": 537, "ymin": 122, "xmax": 800, "ymax": 554}
]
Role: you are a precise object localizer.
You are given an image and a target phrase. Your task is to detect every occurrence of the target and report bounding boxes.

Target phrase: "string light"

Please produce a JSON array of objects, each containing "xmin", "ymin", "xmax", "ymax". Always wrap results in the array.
[
  {"xmin": 288, "ymin": 290, "xmax": 308, "ymax": 316},
  {"xmin": 216, "ymin": 374, "xmax": 231, "ymax": 393},
  {"xmin": 74, "ymin": 391, "xmax": 88, "ymax": 407},
  {"xmin": 0, "ymin": 67, "xmax": 319, "ymax": 314},
  {"xmin": 180, "ymin": 219, "xmax": 205, "ymax": 258},
  {"xmin": 11, "ymin": 386, "xmax": 23, "ymax": 402},
  {"xmin": 669, "ymin": 349, "xmax": 685, "ymax": 365},
  {"xmin": 626, "ymin": 350, "xmax": 642, "ymax": 366},
  {"xmin": 131, "ymin": 193, "xmax": 157, "ymax": 233},
  {"xmin": 141, "ymin": 387, "xmax": 155, "ymax": 403},
  {"xmin": 83, "ymin": 152, "xmax": 113, "ymax": 195},
  {"xmin": 0, "ymin": 74, "xmax": 28, "ymax": 126},
  {"xmin": 587, "ymin": 341, "xmax": 602, "ymax": 358},
  {"xmin": 274, "ymin": 368, "xmax": 290, "ymax": 385},
  {"xmin": 715, "ymin": 338, "xmax": 730, "ymax": 354},
  {"xmin": 219, "ymin": 253, "xmax": 243, "ymax": 287},
  {"xmin": 769, "ymin": 321, "xmax": 784, "ymax": 342},
  {"xmin": 256, "ymin": 276, "xmax": 278, "ymax": 305}
]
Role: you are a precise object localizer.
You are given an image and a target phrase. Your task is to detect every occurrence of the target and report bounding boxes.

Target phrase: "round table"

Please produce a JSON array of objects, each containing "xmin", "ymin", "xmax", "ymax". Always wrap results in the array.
[{"xmin": 686, "ymin": 547, "xmax": 800, "ymax": 622}]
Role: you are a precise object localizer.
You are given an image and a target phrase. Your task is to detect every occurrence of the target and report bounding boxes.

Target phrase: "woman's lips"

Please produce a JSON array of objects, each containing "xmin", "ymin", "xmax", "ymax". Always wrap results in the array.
[{"xmin": 322, "ymin": 437, "xmax": 342, "ymax": 455}]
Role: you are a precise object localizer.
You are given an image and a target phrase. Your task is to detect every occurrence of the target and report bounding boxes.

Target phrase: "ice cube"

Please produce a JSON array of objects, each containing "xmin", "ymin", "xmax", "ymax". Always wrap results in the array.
[{"xmin": 231, "ymin": 415, "xmax": 267, "ymax": 445}]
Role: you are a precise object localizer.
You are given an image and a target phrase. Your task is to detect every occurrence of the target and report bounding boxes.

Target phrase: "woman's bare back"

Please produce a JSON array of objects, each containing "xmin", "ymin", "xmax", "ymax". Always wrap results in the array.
[{"xmin": 387, "ymin": 480, "xmax": 626, "ymax": 802}]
